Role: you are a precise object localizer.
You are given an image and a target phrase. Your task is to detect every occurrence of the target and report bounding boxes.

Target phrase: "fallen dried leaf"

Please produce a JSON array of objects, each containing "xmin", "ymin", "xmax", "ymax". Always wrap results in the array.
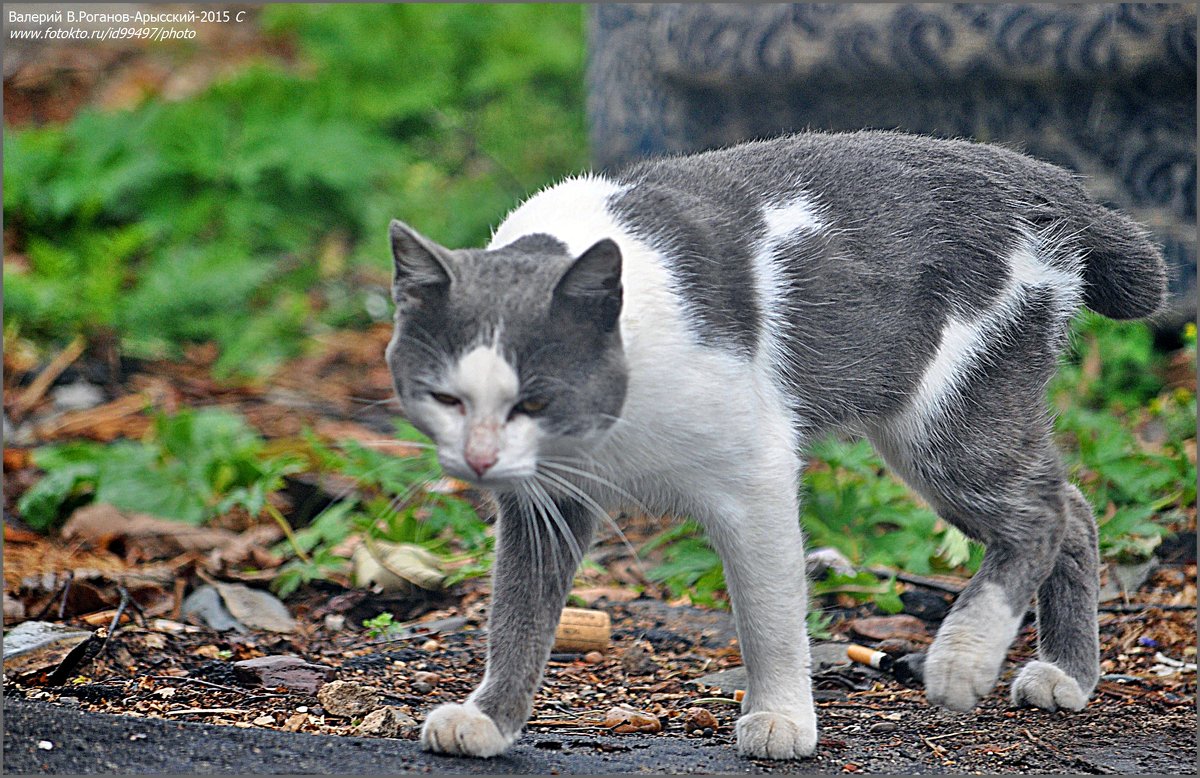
[
  {"xmin": 352, "ymin": 541, "xmax": 445, "ymax": 593},
  {"xmin": 282, "ymin": 712, "xmax": 309, "ymax": 732},
  {"xmin": 848, "ymin": 614, "xmax": 929, "ymax": 643},
  {"xmin": 210, "ymin": 581, "xmax": 296, "ymax": 633},
  {"xmin": 570, "ymin": 587, "xmax": 640, "ymax": 606},
  {"xmin": 63, "ymin": 504, "xmax": 238, "ymax": 560}
]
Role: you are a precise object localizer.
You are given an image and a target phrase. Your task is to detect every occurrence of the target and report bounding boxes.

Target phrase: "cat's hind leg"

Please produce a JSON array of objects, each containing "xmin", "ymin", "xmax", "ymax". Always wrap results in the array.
[
  {"xmin": 1010, "ymin": 483, "xmax": 1099, "ymax": 711},
  {"xmin": 872, "ymin": 418, "xmax": 1071, "ymax": 712},
  {"xmin": 693, "ymin": 448, "xmax": 818, "ymax": 759}
]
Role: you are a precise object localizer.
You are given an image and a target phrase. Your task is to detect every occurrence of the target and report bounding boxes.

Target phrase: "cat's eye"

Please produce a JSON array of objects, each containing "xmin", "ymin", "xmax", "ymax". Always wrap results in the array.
[
  {"xmin": 511, "ymin": 397, "xmax": 548, "ymax": 417},
  {"xmin": 429, "ymin": 392, "xmax": 462, "ymax": 408}
]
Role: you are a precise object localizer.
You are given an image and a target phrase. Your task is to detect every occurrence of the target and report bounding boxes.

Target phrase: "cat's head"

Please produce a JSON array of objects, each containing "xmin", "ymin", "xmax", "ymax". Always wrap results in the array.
[{"xmin": 385, "ymin": 220, "xmax": 627, "ymax": 488}]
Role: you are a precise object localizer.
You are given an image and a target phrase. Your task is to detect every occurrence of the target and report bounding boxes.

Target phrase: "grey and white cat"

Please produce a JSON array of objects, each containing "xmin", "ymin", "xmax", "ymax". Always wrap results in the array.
[{"xmin": 384, "ymin": 131, "xmax": 1165, "ymax": 759}]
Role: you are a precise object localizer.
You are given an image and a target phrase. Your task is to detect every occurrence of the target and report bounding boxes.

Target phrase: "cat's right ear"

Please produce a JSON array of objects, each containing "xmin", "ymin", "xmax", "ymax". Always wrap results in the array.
[{"xmin": 389, "ymin": 220, "xmax": 453, "ymax": 305}]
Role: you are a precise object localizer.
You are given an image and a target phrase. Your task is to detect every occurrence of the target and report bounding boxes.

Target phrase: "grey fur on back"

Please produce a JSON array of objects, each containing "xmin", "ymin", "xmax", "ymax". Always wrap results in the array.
[{"xmin": 605, "ymin": 131, "xmax": 1165, "ymax": 430}]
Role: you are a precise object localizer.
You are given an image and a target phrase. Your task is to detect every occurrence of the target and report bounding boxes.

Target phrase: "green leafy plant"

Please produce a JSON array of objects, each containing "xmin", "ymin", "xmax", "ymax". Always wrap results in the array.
[
  {"xmin": 269, "ymin": 419, "xmax": 491, "ymax": 598},
  {"xmin": 362, "ymin": 611, "xmax": 398, "ymax": 638},
  {"xmin": 16, "ymin": 408, "xmax": 302, "ymax": 530}
]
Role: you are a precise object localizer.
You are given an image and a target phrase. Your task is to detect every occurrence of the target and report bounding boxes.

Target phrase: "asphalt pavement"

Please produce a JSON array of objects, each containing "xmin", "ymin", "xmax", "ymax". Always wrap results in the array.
[{"xmin": 3, "ymin": 699, "xmax": 767, "ymax": 775}]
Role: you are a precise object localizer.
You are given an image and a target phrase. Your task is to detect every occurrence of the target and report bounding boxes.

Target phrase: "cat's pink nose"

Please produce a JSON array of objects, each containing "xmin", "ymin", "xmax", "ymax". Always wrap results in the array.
[{"xmin": 466, "ymin": 451, "xmax": 498, "ymax": 477}]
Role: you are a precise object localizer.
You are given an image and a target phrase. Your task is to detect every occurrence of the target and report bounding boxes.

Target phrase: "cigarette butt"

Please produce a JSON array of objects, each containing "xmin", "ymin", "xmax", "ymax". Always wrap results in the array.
[
  {"xmin": 733, "ymin": 689, "xmax": 745, "ymax": 703},
  {"xmin": 553, "ymin": 607, "xmax": 611, "ymax": 653},
  {"xmin": 847, "ymin": 643, "xmax": 892, "ymax": 670}
]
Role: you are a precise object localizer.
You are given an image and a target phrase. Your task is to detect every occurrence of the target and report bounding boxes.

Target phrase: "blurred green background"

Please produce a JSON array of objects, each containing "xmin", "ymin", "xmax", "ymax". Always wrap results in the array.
[
  {"xmin": 5, "ymin": 4, "xmax": 587, "ymax": 376},
  {"xmin": 3, "ymin": 4, "xmax": 1194, "ymax": 607}
]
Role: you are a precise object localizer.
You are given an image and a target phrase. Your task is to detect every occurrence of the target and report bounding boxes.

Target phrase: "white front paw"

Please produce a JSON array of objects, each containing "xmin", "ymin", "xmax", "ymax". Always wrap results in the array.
[
  {"xmin": 420, "ymin": 702, "xmax": 515, "ymax": 757},
  {"xmin": 736, "ymin": 711, "xmax": 818, "ymax": 760},
  {"xmin": 1011, "ymin": 661, "xmax": 1088, "ymax": 712}
]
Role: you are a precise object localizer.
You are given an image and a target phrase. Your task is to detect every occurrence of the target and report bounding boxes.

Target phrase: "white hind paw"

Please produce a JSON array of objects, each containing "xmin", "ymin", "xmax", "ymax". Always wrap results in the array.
[
  {"xmin": 1011, "ymin": 661, "xmax": 1088, "ymax": 712},
  {"xmin": 736, "ymin": 711, "xmax": 818, "ymax": 760},
  {"xmin": 923, "ymin": 634, "xmax": 1006, "ymax": 712},
  {"xmin": 420, "ymin": 702, "xmax": 515, "ymax": 757}
]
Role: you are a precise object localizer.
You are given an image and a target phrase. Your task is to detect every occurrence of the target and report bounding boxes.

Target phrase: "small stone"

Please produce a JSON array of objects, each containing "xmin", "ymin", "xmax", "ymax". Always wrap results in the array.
[
  {"xmin": 317, "ymin": 680, "xmax": 382, "ymax": 718},
  {"xmin": 869, "ymin": 721, "xmax": 898, "ymax": 733},
  {"xmin": 603, "ymin": 706, "xmax": 661, "ymax": 734},
  {"xmin": 283, "ymin": 713, "xmax": 308, "ymax": 732},
  {"xmin": 253, "ymin": 715, "xmax": 275, "ymax": 726},
  {"xmin": 412, "ymin": 671, "xmax": 440, "ymax": 688},
  {"xmin": 420, "ymin": 639, "xmax": 441, "ymax": 652},
  {"xmin": 233, "ymin": 655, "xmax": 336, "ymax": 694},
  {"xmin": 584, "ymin": 651, "xmax": 604, "ymax": 664},
  {"xmin": 682, "ymin": 706, "xmax": 718, "ymax": 733},
  {"xmin": 355, "ymin": 706, "xmax": 417, "ymax": 738},
  {"xmin": 411, "ymin": 681, "xmax": 433, "ymax": 695},
  {"xmin": 51, "ymin": 381, "xmax": 105, "ymax": 412},
  {"xmin": 324, "ymin": 614, "xmax": 346, "ymax": 632},
  {"xmin": 37, "ymin": 741, "xmax": 53, "ymax": 751},
  {"xmin": 619, "ymin": 643, "xmax": 657, "ymax": 676}
]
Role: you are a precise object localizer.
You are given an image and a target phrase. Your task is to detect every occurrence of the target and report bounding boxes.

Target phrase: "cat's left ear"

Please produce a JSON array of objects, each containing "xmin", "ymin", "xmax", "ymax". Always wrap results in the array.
[{"xmin": 553, "ymin": 238, "xmax": 623, "ymax": 331}]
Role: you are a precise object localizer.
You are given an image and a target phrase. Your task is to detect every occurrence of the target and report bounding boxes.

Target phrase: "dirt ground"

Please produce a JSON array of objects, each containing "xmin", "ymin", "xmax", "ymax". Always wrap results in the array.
[{"xmin": 3, "ymin": 573, "xmax": 1197, "ymax": 775}]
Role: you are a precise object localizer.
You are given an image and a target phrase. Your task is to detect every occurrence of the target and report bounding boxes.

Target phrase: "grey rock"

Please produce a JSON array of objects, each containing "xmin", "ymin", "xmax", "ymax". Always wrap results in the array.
[
  {"xmin": 51, "ymin": 381, "xmax": 105, "ymax": 412},
  {"xmin": 181, "ymin": 585, "xmax": 247, "ymax": 633},
  {"xmin": 232, "ymin": 655, "xmax": 336, "ymax": 694},
  {"xmin": 693, "ymin": 642, "xmax": 850, "ymax": 693},
  {"xmin": 317, "ymin": 680, "xmax": 382, "ymax": 718},
  {"xmin": 356, "ymin": 706, "xmax": 417, "ymax": 737}
]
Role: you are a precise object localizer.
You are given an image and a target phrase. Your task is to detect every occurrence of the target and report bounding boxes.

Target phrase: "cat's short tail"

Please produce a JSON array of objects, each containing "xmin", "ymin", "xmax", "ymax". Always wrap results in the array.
[{"xmin": 1076, "ymin": 203, "xmax": 1167, "ymax": 320}]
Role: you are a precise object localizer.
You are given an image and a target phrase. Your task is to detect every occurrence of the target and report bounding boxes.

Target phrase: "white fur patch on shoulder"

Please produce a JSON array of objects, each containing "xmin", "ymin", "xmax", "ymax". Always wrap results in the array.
[
  {"xmin": 749, "ymin": 192, "xmax": 826, "ymax": 437},
  {"xmin": 908, "ymin": 233, "xmax": 1083, "ymax": 424},
  {"xmin": 488, "ymin": 174, "xmax": 625, "ymax": 256}
]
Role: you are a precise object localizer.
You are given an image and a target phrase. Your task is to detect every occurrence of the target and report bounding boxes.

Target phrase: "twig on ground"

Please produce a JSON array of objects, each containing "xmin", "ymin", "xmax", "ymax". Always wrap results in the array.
[
  {"xmin": 10, "ymin": 335, "xmax": 86, "ymax": 421},
  {"xmin": 865, "ymin": 567, "xmax": 966, "ymax": 594},
  {"xmin": 264, "ymin": 503, "xmax": 309, "ymax": 564},
  {"xmin": 1098, "ymin": 603, "xmax": 1195, "ymax": 613}
]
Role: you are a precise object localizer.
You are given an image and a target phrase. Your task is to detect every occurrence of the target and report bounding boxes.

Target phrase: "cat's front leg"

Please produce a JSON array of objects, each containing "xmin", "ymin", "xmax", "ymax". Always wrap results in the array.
[
  {"xmin": 700, "ymin": 479, "xmax": 818, "ymax": 759},
  {"xmin": 420, "ymin": 492, "xmax": 593, "ymax": 757}
]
